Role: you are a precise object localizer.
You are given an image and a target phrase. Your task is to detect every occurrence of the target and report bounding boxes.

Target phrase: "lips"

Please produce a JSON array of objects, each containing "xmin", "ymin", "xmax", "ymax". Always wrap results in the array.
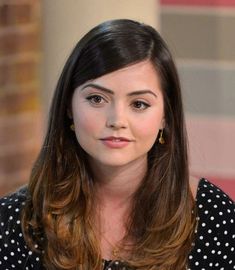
[
  {"xmin": 100, "ymin": 136, "xmax": 131, "ymax": 142},
  {"xmin": 100, "ymin": 136, "xmax": 132, "ymax": 148}
]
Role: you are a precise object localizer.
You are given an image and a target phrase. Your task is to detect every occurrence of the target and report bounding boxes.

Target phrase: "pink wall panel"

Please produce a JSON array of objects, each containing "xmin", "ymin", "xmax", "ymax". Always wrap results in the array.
[
  {"xmin": 161, "ymin": 0, "xmax": 235, "ymax": 7},
  {"xmin": 187, "ymin": 115, "xmax": 235, "ymax": 200}
]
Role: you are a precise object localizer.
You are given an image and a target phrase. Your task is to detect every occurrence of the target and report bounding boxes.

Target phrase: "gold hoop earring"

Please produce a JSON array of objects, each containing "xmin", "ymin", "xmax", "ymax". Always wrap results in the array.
[
  {"xmin": 159, "ymin": 129, "xmax": 165, "ymax": 144},
  {"xmin": 70, "ymin": 124, "xmax": 75, "ymax": 131}
]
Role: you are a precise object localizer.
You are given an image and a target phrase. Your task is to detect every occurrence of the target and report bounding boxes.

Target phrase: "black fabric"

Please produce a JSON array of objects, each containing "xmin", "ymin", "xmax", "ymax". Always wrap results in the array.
[{"xmin": 0, "ymin": 178, "xmax": 234, "ymax": 269}]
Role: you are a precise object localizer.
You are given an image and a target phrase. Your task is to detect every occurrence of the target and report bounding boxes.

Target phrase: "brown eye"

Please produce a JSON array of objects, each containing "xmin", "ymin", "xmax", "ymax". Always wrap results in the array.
[
  {"xmin": 132, "ymin": 101, "xmax": 150, "ymax": 110},
  {"xmin": 86, "ymin": 95, "xmax": 105, "ymax": 104}
]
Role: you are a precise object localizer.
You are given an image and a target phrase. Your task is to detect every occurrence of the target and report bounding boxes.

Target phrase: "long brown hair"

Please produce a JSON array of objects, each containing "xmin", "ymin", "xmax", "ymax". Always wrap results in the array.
[{"xmin": 21, "ymin": 19, "xmax": 197, "ymax": 269}]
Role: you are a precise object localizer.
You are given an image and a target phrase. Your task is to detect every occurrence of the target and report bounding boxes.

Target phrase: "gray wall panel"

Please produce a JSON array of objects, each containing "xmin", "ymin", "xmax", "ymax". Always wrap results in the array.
[
  {"xmin": 179, "ymin": 65, "xmax": 235, "ymax": 116},
  {"xmin": 161, "ymin": 12, "xmax": 235, "ymax": 61}
]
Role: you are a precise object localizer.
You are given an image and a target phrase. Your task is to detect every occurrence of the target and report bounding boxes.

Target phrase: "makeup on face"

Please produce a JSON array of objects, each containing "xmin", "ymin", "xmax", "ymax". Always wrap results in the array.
[{"xmin": 71, "ymin": 60, "xmax": 164, "ymax": 168}]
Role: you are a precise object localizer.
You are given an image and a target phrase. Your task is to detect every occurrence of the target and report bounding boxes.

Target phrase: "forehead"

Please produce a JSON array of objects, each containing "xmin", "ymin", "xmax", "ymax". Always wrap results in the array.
[{"xmin": 81, "ymin": 60, "xmax": 162, "ymax": 94}]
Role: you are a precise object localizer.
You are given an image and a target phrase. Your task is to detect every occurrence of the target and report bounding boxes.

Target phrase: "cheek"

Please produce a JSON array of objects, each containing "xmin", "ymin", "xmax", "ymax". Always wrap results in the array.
[
  {"xmin": 136, "ymin": 123, "xmax": 159, "ymax": 141},
  {"xmin": 134, "ymin": 113, "xmax": 163, "ymax": 140},
  {"xmin": 73, "ymin": 109, "xmax": 103, "ymax": 136}
]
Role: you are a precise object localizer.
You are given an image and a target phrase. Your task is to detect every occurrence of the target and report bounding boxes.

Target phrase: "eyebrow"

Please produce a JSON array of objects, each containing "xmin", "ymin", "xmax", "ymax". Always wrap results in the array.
[{"xmin": 80, "ymin": 83, "xmax": 158, "ymax": 98}]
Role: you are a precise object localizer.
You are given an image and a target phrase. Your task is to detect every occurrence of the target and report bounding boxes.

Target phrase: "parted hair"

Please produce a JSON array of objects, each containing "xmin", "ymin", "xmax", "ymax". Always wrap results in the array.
[{"xmin": 21, "ymin": 19, "xmax": 196, "ymax": 270}]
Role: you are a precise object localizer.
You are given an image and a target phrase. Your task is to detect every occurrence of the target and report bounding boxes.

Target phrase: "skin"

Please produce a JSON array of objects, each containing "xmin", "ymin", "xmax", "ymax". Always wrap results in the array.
[
  {"xmin": 72, "ymin": 60, "xmax": 165, "ymax": 191},
  {"xmin": 71, "ymin": 60, "xmax": 200, "ymax": 259},
  {"xmin": 71, "ymin": 60, "xmax": 165, "ymax": 258}
]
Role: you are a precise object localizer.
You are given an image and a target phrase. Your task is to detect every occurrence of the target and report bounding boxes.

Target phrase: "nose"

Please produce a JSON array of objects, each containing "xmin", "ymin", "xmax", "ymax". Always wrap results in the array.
[{"xmin": 105, "ymin": 104, "xmax": 127, "ymax": 129}]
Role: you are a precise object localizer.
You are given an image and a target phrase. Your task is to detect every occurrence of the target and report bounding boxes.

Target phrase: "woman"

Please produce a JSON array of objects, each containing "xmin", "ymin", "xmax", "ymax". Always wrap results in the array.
[{"xmin": 0, "ymin": 19, "xmax": 234, "ymax": 270}]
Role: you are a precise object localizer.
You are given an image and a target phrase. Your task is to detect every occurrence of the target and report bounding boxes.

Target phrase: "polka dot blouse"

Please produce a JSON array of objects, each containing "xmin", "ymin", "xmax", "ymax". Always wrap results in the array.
[{"xmin": 0, "ymin": 178, "xmax": 234, "ymax": 269}]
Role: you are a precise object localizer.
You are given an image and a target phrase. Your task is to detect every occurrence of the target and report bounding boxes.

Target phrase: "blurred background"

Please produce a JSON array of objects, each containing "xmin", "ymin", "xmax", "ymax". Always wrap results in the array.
[{"xmin": 0, "ymin": 0, "xmax": 234, "ymax": 199}]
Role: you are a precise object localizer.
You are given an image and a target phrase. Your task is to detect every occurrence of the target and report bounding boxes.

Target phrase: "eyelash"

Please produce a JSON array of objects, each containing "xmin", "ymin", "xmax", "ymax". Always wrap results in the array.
[
  {"xmin": 86, "ymin": 95, "xmax": 106, "ymax": 105},
  {"xmin": 132, "ymin": 100, "xmax": 150, "ymax": 110},
  {"xmin": 86, "ymin": 95, "xmax": 150, "ymax": 111}
]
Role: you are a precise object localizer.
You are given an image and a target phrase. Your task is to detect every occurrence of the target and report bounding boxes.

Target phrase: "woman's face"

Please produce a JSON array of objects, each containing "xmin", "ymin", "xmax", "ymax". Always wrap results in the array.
[{"xmin": 71, "ymin": 60, "xmax": 164, "ymax": 168}]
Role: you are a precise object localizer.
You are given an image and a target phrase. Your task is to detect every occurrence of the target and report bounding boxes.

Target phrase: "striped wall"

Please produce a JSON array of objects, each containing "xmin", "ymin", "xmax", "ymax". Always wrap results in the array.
[{"xmin": 160, "ymin": 0, "xmax": 235, "ymax": 199}]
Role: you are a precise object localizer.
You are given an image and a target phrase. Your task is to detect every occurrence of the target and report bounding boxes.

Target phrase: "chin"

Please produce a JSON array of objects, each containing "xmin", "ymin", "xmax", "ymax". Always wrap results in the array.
[
  {"xmin": 99, "ymin": 159, "xmax": 132, "ymax": 167},
  {"xmin": 99, "ymin": 155, "xmax": 148, "ymax": 168},
  {"xmin": 89, "ymin": 155, "xmax": 134, "ymax": 168}
]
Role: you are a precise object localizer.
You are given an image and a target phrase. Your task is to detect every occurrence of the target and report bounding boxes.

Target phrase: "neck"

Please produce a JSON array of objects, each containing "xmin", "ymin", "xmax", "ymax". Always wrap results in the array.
[
  {"xmin": 89, "ymin": 157, "xmax": 147, "ymax": 260},
  {"xmin": 90, "ymin": 156, "xmax": 147, "ymax": 206}
]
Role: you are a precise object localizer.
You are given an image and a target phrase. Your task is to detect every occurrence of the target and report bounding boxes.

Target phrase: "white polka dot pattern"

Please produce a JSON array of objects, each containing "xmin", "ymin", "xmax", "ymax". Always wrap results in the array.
[
  {"xmin": 0, "ymin": 188, "xmax": 43, "ymax": 269},
  {"xmin": 0, "ymin": 179, "xmax": 234, "ymax": 269},
  {"xmin": 187, "ymin": 179, "xmax": 235, "ymax": 270}
]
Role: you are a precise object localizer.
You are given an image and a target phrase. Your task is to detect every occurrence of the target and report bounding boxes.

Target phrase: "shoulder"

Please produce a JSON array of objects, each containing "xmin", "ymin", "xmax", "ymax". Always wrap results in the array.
[
  {"xmin": 196, "ymin": 178, "xmax": 234, "ymax": 213},
  {"xmin": 195, "ymin": 178, "xmax": 234, "ymax": 232},
  {"xmin": 188, "ymin": 178, "xmax": 235, "ymax": 269},
  {"xmin": 0, "ymin": 185, "xmax": 28, "ymax": 204},
  {"xmin": 0, "ymin": 186, "xmax": 43, "ymax": 269},
  {"xmin": 189, "ymin": 176, "xmax": 234, "ymax": 215},
  {"xmin": 0, "ymin": 186, "xmax": 28, "ymax": 224},
  {"xmin": 193, "ymin": 178, "xmax": 234, "ymax": 240},
  {"xmin": 0, "ymin": 186, "xmax": 28, "ymax": 245}
]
